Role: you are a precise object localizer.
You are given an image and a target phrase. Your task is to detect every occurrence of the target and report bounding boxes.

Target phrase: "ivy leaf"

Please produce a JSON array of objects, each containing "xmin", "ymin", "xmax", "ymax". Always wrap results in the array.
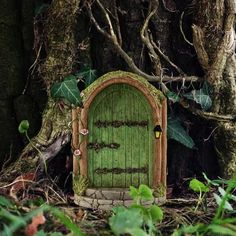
[
  {"xmin": 109, "ymin": 208, "xmax": 143, "ymax": 235},
  {"xmin": 75, "ymin": 67, "xmax": 97, "ymax": 87},
  {"xmin": 51, "ymin": 76, "xmax": 82, "ymax": 106},
  {"xmin": 139, "ymin": 185, "xmax": 154, "ymax": 200},
  {"xmin": 126, "ymin": 228, "xmax": 149, "ymax": 236},
  {"xmin": 18, "ymin": 120, "xmax": 29, "ymax": 134},
  {"xmin": 149, "ymin": 205, "xmax": 163, "ymax": 222},
  {"xmin": 189, "ymin": 179, "xmax": 209, "ymax": 193},
  {"xmin": 129, "ymin": 186, "xmax": 139, "ymax": 200},
  {"xmin": 166, "ymin": 91, "xmax": 180, "ymax": 103},
  {"xmin": 167, "ymin": 115, "xmax": 195, "ymax": 149},
  {"xmin": 184, "ymin": 82, "xmax": 212, "ymax": 111}
]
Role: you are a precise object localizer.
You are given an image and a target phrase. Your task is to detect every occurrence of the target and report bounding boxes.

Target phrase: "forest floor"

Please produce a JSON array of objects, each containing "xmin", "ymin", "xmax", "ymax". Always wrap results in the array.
[{"xmin": 0, "ymin": 179, "xmax": 219, "ymax": 236}]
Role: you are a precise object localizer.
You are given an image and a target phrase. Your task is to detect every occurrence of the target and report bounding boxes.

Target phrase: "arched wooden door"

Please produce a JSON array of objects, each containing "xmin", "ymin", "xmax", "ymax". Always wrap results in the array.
[{"xmin": 87, "ymin": 83, "xmax": 154, "ymax": 187}]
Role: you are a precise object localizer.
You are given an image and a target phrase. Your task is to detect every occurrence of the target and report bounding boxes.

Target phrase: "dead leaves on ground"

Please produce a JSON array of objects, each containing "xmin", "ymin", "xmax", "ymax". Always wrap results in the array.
[{"xmin": 25, "ymin": 213, "xmax": 46, "ymax": 236}]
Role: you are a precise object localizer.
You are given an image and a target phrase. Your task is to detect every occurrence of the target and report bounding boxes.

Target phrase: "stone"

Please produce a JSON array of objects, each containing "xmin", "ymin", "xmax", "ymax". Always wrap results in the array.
[
  {"xmin": 85, "ymin": 188, "xmax": 96, "ymax": 197},
  {"xmin": 123, "ymin": 191, "xmax": 132, "ymax": 200},
  {"xmin": 112, "ymin": 200, "xmax": 124, "ymax": 206},
  {"xmin": 154, "ymin": 197, "xmax": 166, "ymax": 205},
  {"xmin": 98, "ymin": 199, "xmax": 113, "ymax": 205},
  {"xmin": 123, "ymin": 200, "xmax": 134, "ymax": 207},
  {"xmin": 98, "ymin": 204, "xmax": 112, "ymax": 211}
]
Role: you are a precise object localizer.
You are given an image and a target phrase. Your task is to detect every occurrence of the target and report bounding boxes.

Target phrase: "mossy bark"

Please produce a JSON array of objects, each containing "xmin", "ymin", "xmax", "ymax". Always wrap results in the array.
[
  {"xmin": 0, "ymin": 0, "xmax": 81, "ymax": 183},
  {"xmin": 193, "ymin": 0, "xmax": 236, "ymax": 178}
]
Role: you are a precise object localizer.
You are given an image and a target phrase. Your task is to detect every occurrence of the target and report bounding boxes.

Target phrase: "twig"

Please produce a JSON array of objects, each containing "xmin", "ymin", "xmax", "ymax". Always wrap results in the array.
[
  {"xmin": 96, "ymin": 0, "xmax": 117, "ymax": 42},
  {"xmin": 140, "ymin": 0, "xmax": 161, "ymax": 75},
  {"xmin": 86, "ymin": 0, "xmax": 201, "ymax": 90},
  {"xmin": 204, "ymin": 126, "xmax": 219, "ymax": 141},
  {"xmin": 0, "ymin": 179, "xmax": 36, "ymax": 189},
  {"xmin": 112, "ymin": 0, "xmax": 122, "ymax": 46},
  {"xmin": 180, "ymin": 11, "xmax": 193, "ymax": 46},
  {"xmin": 150, "ymin": 36, "xmax": 185, "ymax": 75}
]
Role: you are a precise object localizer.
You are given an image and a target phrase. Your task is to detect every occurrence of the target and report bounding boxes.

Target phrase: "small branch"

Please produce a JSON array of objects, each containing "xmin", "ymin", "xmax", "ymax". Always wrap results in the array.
[
  {"xmin": 180, "ymin": 97, "xmax": 236, "ymax": 121},
  {"xmin": 192, "ymin": 24, "xmax": 209, "ymax": 71},
  {"xmin": 96, "ymin": 0, "xmax": 118, "ymax": 43},
  {"xmin": 112, "ymin": 0, "xmax": 122, "ymax": 46},
  {"xmin": 141, "ymin": 0, "xmax": 161, "ymax": 75},
  {"xmin": 150, "ymin": 36, "xmax": 185, "ymax": 75},
  {"xmin": 180, "ymin": 11, "xmax": 193, "ymax": 46},
  {"xmin": 86, "ymin": 1, "xmax": 202, "ymax": 90}
]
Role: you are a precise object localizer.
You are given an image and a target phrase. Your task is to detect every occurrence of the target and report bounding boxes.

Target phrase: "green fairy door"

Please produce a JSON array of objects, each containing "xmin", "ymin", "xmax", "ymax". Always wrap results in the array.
[{"xmin": 88, "ymin": 84, "xmax": 154, "ymax": 187}]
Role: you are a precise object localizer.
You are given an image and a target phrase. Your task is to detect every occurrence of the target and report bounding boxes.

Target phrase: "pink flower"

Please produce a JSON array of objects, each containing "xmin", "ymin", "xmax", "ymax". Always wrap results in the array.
[
  {"xmin": 74, "ymin": 149, "xmax": 82, "ymax": 156},
  {"xmin": 80, "ymin": 91, "xmax": 85, "ymax": 97},
  {"xmin": 79, "ymin": 129, "xmax": 89, "ymax": 136}
]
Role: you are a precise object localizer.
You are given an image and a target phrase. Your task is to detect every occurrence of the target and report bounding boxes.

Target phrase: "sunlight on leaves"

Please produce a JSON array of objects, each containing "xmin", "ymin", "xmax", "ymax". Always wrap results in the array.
[{"xmin": 189, "ymin": 179, "xmax": 209, "ymax": 193}]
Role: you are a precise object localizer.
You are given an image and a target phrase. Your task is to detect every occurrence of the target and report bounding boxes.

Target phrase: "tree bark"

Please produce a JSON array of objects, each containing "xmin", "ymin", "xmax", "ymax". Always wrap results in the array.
[
  {"xmin": 0, "ymin": 0, "xmax": 80, "ymax": 184},
  {"xmin": 1, "ymin": 0, "xmax": 235, "ymax": 188},
  {"xmin": 193, "ymin": 0, "xmax": 236, "ymax": 177}
]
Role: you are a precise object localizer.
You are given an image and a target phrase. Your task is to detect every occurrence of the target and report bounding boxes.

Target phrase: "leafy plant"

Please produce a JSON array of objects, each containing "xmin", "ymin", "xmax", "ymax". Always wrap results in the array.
[
  {"xmin": 189, "ymin": 178, "xmax": 209, "ymax": 212},
  {"xmin": 173, "ymin": 174, "xmax": 236, "ymax": 235},
  {"xmin": 18, "ymin": 120, "xmax": 47, "ymax": 173},
  {"xmin": 130, "ymin": 184, "xmax": 154, "ymax": 204},
  {"xmin": 109, "ymin": 184, "xmax": 163, "ymax": 236},
  {"xmin": 75, "ymin": 66, "xmax": 97, "ymax": 87},
  {"xmin": 51, "ymin": 67, "xmax": 97, "ymax": 106},
  {"xmin": 167, "ymin": 115, "xmax": 195, "ymax": 149},
  {"xmin": 51, "ymin": 75, "xmax": 82, "ymax": 106},
  {"xmin": 0, "ymin": 197, "xmax": 84, "ymax": 236},
  {"xmin": 166, "ymin": 91, "xmax": 180, "ymax": 103},
  {"xmin": 183, "ymin": 82, "xmax": 212, "ymax": 111}
]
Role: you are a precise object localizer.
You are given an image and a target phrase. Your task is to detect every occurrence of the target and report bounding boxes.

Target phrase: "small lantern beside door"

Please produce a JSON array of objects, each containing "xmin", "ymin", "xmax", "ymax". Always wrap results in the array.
[{"xmin": 154, "ymin": 125, "xmax": 162, "ymax": 139}]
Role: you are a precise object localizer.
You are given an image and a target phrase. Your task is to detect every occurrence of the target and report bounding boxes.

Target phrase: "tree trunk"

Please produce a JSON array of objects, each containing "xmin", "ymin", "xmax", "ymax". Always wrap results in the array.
[
  {"xmin": 1, "ymin": 0, "xmax": 235, "ymax": 189},
  {"xmin": 0, "ymin": 0, "xmax": 80, "ymax": 184},
  {"xmin": 193, "ymin": 0, "xmax": 236, "ymax": 177}
]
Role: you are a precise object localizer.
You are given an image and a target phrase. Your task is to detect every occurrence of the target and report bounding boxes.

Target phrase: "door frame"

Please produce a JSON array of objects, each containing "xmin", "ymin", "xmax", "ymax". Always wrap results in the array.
[{"xmin": 73, "ymin": 71, "xmax": 167, "ymax": 188}]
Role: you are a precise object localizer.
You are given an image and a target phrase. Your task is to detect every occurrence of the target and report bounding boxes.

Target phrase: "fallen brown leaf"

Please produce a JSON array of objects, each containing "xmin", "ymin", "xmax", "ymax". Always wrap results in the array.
[{"xmin": 25, "ymin": 213, "xmax": 46, "ymax": 236}]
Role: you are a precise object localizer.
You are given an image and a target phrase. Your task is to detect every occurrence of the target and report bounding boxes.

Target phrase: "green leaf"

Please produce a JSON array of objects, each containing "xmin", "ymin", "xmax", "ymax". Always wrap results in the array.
[
  {"xmin": 126, "ymin": 228, "xmax": 149, "ymax": 236},
  {"xmin": 112, "ymin": 206, "xmax": 127, "ymax": 215},
  {"xmin": 51, "ymin": 76, "xmax": 82, "ymax": 106},
  {"xmin": 207, "ymin": 224, "xmax": 236, "ymax": 236},
  {"xmin": 218, "ymin": 187, "xmax": 227, "ymax": 197},
  {"xmin": 203, "ymin": 172, "xmax": 219, "ymax": 186},
  {"xmin": 76, "ymin": 67, "xmax": 97, "ymax": 87},
  {"xmin": 0, "ymin": 196, "xmax": 13, "ymax": 208},
  {"xmin": 149, "ymin": 205, "xmax": 163, "ymax": 222},
  {"xmin": 184, "ymin": 82, "xmax": 212, "ymax": 111},
  {"xmin": 139, "ymin": 185, "xmax": 153, "ymax": 200},
  {"xmin": 35, "ymin": 230, "xmax": 47, "ymax": 236},
  {"xmin": 213, "ymin": 193, "xmax": 233, "ymax": 211},
  {"xmin": 189, "ymin": 179, "xmax": 209, "ymax": 193},
  {"xmin": 49, "ymin": 207, "xmax": 84, "ymax": 236},
  {"xmin": 109, "ymin": 208, "xmax": 143, "ymax": 235},
  {"xmin": 129, "ymin": 186, "xmax": 139, "ymax": 200},
  {"xmin": 166, "ymin": 91, "xmax": 180, "ymax": 103},
  {"xmin": 49, "ymin": 232, "xmax": 64, "ymax": 236},
  {"xmin": 167, "ymin": 115, "xmax": 195, "ymax": 149},
  {"xmin": 171, "ymin": 224, "xmax": 206, "ymax": 236},
  {"xmin": 18, "ymin": 120, "xmax": 29, "ymax": 134}
]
